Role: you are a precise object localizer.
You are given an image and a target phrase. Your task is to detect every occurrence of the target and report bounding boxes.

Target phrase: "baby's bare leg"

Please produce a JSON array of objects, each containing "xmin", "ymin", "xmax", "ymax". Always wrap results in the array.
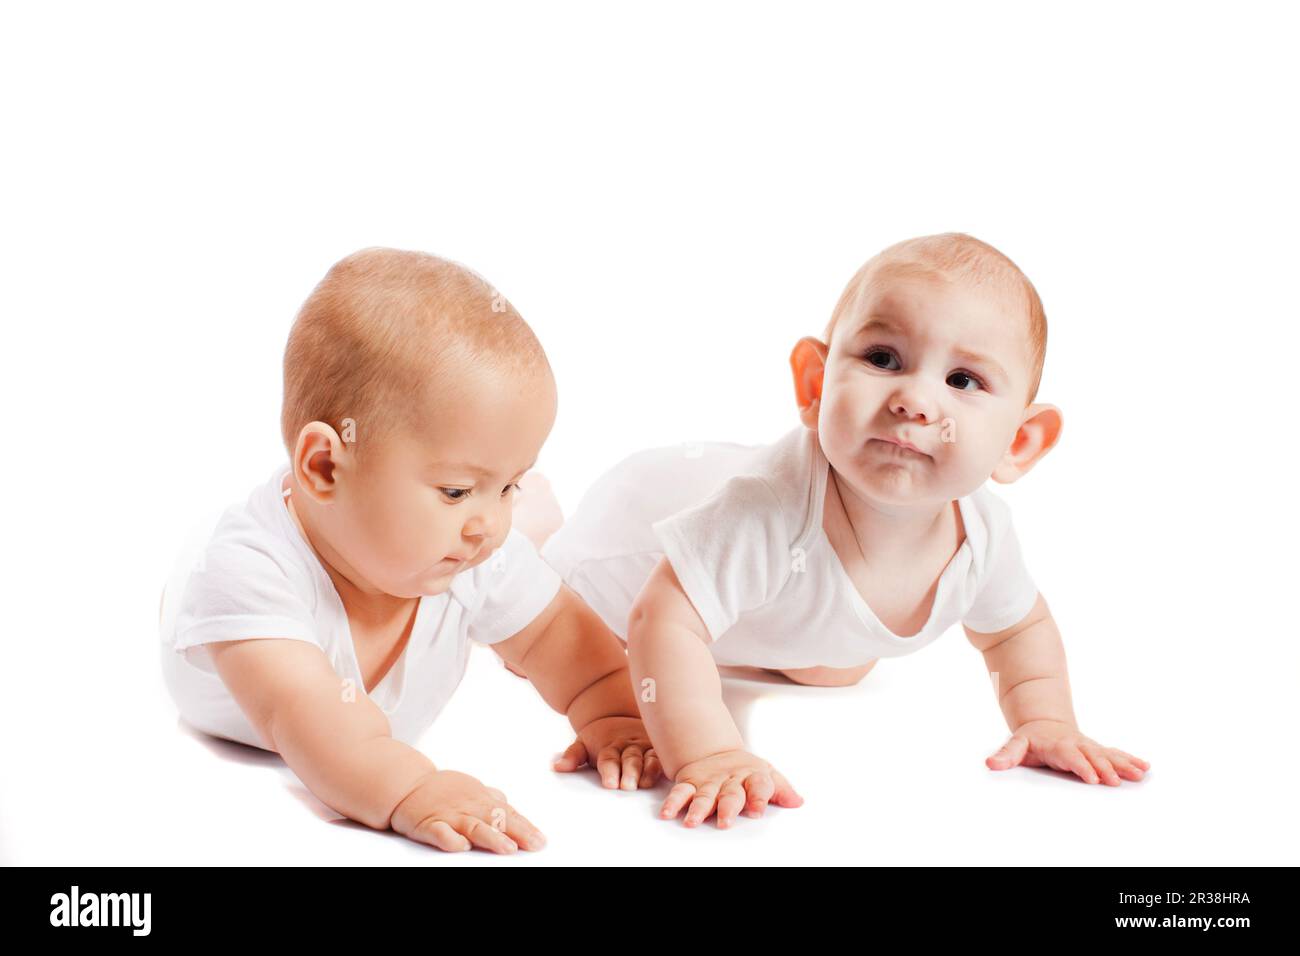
[
  {"xmin": 769, "ymin": 661, "xmax": 878, "ymax": 686},
  {"xmin": 502, "ymin": 473, "xmax": 564, "ymax": 679},
  {"xmin": 511, "ymin": 472, "xmax": 565, "ymax": 550}
]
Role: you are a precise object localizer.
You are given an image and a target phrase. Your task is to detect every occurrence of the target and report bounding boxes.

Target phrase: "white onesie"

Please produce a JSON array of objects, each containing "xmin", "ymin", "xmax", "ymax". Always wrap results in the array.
[
  {"xmin": 159, "ymin": 464, "xmax": 561, "ymax": 751},
  {"xmin": 541, "ymin": 425, "xmax": 1039, "ymax": 670}
]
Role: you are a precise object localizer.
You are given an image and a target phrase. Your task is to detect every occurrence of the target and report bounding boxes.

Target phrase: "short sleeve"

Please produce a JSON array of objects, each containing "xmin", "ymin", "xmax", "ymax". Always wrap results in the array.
[
  {"xmin": 463, "ymin": 527, "xmax": 563, "ymax": 645},
  {"xmin": 961, "ymin": 501, "xmax": 1040, "ymax": 634},
  {"xmin": 650, "ymin": 475, "xmax": 794, "ymax": 641},
  {"xmin": 169, "ymin": 540, "xmax": 323, "ymax": 674}
]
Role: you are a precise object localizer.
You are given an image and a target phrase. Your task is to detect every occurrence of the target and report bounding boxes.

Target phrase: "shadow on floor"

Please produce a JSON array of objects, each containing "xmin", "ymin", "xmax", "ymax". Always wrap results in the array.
[{"xmin": 176, "ymin": 717, "xmax": 347, "ymax": 821}]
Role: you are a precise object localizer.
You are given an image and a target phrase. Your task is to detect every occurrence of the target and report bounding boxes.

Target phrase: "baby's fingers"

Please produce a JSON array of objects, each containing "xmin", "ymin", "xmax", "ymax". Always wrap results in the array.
[
  {"xmin": 684, "ymin": 784, "xmax": 722, "ymax": 828},
  {"xmin": 661, "ymin": 781, "xmax": 697, "ymax": 821},
  {"xmin": 1080, "ymin": 742, "xmax": 1121, "ymax": 786},
  {"xmin": 458, "ymin": 815, "xmax": 519, "ymax": 854},
  {"xmin": 1112, "ymin": 749, "xmax": 1150, "ymax": 772},
  {"xmin": 409, "ymin": 819, "xmax": 472, "ymax": 852},
  {"xmin": 769, "ymin": 769, "xmax": 804, "ymax": 808},
  {"xmin": 553, "ymin": 738, "xmax": 588, "ymax": 773},
  {"xmin": 740, "ymin": 772, "xmax": 776, "ymax": 818},
  {"xmin": 1054, "ymin": 743, "xmax": 1099, "ymax": 784},
  {"xmin": 715, "ymin": 779, "xmax": 748, "ymax": 829},
  {"xmin": 640, "ymin": 749, "xmax": 664, "ymax": 788},
  {"xmin": 595, "ymin": 744, "xmax": 624, "ymax": 789},
  {"xmin": 1106, "ymin": 748, "xmax": 1149, "ymax": 781},
  {"xmin": 618, "ymin": 745, "xmax": 645, "ymax": 790},
  {"xmin": 987, "ymin": 734, "xmax": 1029, "ymax": 770},
  {"xmin": 500, "ymin": 805, "xmax": 547, "ymax": 851}
]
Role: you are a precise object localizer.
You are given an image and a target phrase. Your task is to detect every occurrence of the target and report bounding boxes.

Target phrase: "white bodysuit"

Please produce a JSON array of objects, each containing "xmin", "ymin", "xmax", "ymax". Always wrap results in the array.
[
  {"xmin": 540, "ymin": 426, "xmax": 1039, "ymax": 670},
  {"xmin": 159, "ymin": 465, "xmax": 561, "ymax": 750}
]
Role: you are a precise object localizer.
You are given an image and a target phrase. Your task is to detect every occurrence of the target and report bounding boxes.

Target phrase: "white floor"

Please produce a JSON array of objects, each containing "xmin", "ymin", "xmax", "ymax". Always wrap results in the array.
[{"xmin": 5, "ymin": 615, "xmax": 1293, "ymax": 866}]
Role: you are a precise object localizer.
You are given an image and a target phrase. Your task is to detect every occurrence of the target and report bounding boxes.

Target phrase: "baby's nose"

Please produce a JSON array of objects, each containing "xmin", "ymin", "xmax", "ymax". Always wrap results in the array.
[{"xmin": 889, "ymin": 376, "xmax": 942, "ymax": 421}]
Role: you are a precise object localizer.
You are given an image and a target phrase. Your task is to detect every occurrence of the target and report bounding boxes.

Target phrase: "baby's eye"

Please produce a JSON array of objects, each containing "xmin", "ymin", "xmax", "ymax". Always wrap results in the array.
[
  {"xmin": 439, "ymin": 487, "xmax": 471, "ymax": 502},
  {"xmin": 947, "ymin": 371, "xmax": 985, "ymax": 392},
  {"xmin": 863, "ymin": 348, "xmax": 900, "ymax": 370},
  {"xmin": 865, "ymin": 346, "xmax": 986, "ymax": 392},
  {"xmin": 501, "ymin": 483, "xmax": 521, "ymax": 497}
]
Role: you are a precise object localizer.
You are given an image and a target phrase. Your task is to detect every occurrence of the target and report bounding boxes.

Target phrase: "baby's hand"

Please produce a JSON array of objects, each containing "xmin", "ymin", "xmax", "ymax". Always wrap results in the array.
[
  {"xmin": 554, "ymin": 715, "xmax": 663, "ymax": 790},
  {"xmin": 390, "ymin": 769, "xmax": 545, "ymax": 853},
  {"xmin": 987, "ymin": 719, "xmax": 1150, "ymax": 785},
  {"xmin": 662, "ymin": 749, "xmax": 803, "ymax": 828}
]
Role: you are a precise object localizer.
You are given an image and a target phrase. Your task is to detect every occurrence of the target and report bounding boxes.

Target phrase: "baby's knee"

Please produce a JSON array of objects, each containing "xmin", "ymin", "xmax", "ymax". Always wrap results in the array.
[
  {"xmin": 772, "ymin": 660, "xmax": 878, "ymax": 687},
  {"xmin": 512, "ymin": 472, "xmax": 565, "ymax": 550}
]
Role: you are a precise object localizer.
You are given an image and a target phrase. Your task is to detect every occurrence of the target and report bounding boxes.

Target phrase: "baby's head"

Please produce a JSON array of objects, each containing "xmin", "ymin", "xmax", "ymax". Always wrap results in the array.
[
  {"xmin": 281, "ymin": 248, "xmax": 556, "ymax": 599},
  {"xmin": 791, "ymin": 232, "xmax": 1062, "ymax": 508}
]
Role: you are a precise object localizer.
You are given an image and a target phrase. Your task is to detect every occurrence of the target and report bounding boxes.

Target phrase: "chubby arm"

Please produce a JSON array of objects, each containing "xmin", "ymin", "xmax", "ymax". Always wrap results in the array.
[
  {"xmin": 491, "ymin": 583, "xmax": 662, "ymax": 788},
  {"xmin": 963, "ymin": 593, "xmax": 1150, "ymax": 785},
  {"xmin": 208, "ymin": 638, "xmax": 542, "ymax": 851},
  {"xmin": 963, "ymin": 592, "xmax": 1078, "ymax": 731},
  {"xmin": 625, "ymin": 557, "xmax": 744, "ymax": 779},
  {"xmin": 491, "ymin": 583, "xmax": 641, "ymax": 731},
  {"xmin": 488, "ymin": 582, "xmax": 642, "ymax": 733}
]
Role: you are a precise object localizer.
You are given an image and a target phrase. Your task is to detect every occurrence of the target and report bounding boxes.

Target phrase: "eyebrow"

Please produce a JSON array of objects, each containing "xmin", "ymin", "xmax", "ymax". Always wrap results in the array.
[
  {"xmin": 430, "ymin": 459, "xmax": 537, "ymax": 480},
  {"xmin": 852, "ymin": 317, "xmax": 1011, "ymax": 386}
]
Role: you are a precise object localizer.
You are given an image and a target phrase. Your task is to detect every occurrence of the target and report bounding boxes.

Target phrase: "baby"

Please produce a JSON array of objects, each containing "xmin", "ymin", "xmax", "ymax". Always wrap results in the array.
[
  {"xmin": 159, "ymin": 248, "xmax": 661, "ymax": 854},
  {"xmin": 541, "ymin": 232, "xmax": 1150, "ymax": 828}
]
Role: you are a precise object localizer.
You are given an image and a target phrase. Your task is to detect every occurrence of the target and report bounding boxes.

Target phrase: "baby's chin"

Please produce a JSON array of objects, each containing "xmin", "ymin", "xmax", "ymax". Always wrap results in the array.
[
  {"xmin": 823, "ymin": 426, "xmax": 1006, "ymax": 504},
  {"xmin": 411, "ymin": 552, "xmax": 493, "ymax": 596},
  {"xmin": 409, "ymin": 567, "xmax": 463, "ymax": 597},
  {"xmin": 367, "ymin": 565, "xmax": 459, "ymax": 600},
  {"xmin": 844, "ymin": 470, "xmax": 930, "ymax": 506},
  {"xmin": 834, "ymin": 454, "xmax": 954, "ymax": 507},
  {"xmin": 839, "ymin": 458, "xmax": 997, "ymax": 510}
]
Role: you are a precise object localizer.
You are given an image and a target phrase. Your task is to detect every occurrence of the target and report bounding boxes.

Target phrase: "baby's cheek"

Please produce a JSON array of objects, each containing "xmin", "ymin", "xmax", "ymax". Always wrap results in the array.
[
  {"xmin": 819, "ymin": 398, "xmax": 862, "ymax": 455},
  {"xmin": 945, "ymin": 432, "xmax": 1003, "ymax": 483},
  {"xmin": 371, "ymin": 499, "xmax": 431, "ymax": 562},
  {"xmin": 408, "ymin": 503, "xmax": 451, "ymax": 551}
]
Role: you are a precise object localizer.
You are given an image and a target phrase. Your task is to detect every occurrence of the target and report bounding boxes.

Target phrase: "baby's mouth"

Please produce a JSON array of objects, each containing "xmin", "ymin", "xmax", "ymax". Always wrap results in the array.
[{"xmin": 870, "ymin": 436, "xmax": 929, "ymax": 458}]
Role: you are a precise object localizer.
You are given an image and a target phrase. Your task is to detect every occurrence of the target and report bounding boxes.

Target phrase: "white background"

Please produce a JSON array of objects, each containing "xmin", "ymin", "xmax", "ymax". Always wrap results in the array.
[{"xmin": 2, "ymin": 1, "xmax": 1296, "ymax": 865}]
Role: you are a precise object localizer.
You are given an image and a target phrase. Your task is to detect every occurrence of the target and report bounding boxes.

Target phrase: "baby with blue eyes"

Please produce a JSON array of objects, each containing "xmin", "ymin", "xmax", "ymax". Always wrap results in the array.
[{"xmin": 539, "ymin": 232, "xmax": 1150, "ymax": 828}]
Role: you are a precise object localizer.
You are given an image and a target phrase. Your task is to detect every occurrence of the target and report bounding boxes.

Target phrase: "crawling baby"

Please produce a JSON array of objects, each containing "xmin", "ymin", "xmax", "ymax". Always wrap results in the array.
[
  {"xmin": 159, "ymin": 248, "xmax": 661, "ymax": 853},
  {"xmin": 541, "ymin": 232, "xmax": 1150, "ymax": 828}
]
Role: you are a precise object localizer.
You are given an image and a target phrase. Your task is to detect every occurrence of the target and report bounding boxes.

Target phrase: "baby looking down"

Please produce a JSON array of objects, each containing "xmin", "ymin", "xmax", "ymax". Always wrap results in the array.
[
  {"xmin": 541, "ymin": 232, "xmax": 1150, "ymax": 828},
  {"xmin": 160, "ymin": 249, "xmax": 660, "ymax": 854}
]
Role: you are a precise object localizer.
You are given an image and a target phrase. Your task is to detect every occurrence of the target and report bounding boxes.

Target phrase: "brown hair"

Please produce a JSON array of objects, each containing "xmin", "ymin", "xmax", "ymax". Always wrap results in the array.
[
  {"xmin": 824, "ymin": 233, "xmax": 1048, "ymax": 404},
  {"xmin": 280, "ymin": 248, "xmax": 550, "ymax": 455}
]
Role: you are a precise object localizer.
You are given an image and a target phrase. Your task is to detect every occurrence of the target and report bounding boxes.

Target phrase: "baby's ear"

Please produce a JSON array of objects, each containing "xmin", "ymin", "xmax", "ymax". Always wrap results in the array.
[
  {"xmin": 789, "ymin": 336, "xmax": 828, "ymax": 430},
  {"xmin": 292, "ymin": 421, "xmax": 351, "ymax": 502},
  {"xmin": 991, "ymin": 403, "xmax": 1063, "ymax": 484}
]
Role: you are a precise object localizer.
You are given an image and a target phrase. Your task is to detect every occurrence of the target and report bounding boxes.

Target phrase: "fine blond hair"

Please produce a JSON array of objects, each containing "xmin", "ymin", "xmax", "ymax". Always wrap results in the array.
[
  {"xmin": 824, "ymin": 233, "xmax": 1048, "ymax": 404},
  {"xmin": 280, "ymin": 248, "xmax": 550, "ymax": 455}
]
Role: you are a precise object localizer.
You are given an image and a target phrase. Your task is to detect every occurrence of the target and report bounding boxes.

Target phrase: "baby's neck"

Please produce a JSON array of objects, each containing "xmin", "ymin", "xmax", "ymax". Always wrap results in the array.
[{"xmin": 825, "ymin": 469, "xmax": 957, "ymax": 568}]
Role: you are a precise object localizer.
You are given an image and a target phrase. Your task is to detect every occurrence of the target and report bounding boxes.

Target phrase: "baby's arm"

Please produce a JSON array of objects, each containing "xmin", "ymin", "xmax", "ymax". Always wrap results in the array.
[
  {"xmin": 965, "ymin": 593, "xmax": 1078, "ymax": 729},
  {"xmin": 490, "ymin": 584, "xmax": 661, "ymax": 789},
  {"xmin": 207, "ymin": 638, "xmax": 544, "ymax": 853},
  {"xmin": 626, "ymin": 557, "xmax": 802, "ymax": 827},
  {"xmin": 964, "ymin": 592, "xmax": 1150, "ymax": 785}
]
